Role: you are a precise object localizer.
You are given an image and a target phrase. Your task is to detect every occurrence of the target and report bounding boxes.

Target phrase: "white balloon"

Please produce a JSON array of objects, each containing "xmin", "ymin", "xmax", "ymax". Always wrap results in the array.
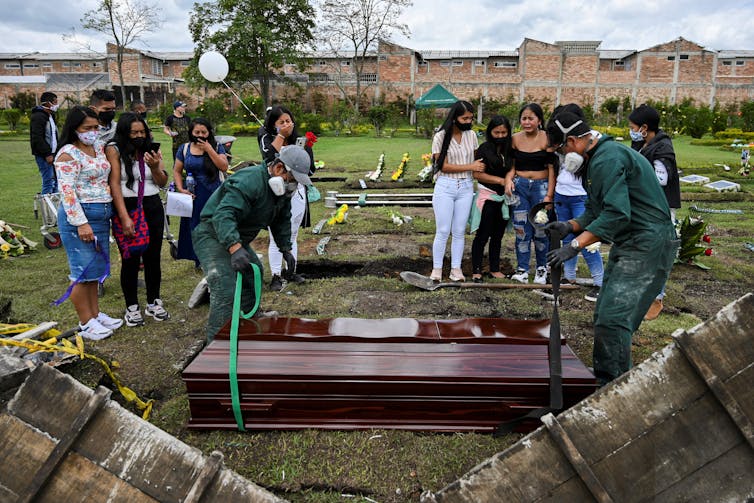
[{"xmin": 198, "ymin": 51, "xmax": 229, "ymax": 82}]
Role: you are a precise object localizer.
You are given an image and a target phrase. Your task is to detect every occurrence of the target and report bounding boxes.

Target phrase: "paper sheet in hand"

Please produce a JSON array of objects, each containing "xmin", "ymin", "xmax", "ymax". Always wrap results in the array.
[{"xmin": 166, "ymin": 191, "xmax": 193, "ymax": 217}]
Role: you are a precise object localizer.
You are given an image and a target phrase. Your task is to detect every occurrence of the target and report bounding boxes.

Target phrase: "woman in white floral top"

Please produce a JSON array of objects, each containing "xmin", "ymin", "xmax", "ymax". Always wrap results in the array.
[{"xmin": 54, "ymin": 105, "xmax": 123, "ymax": 340}]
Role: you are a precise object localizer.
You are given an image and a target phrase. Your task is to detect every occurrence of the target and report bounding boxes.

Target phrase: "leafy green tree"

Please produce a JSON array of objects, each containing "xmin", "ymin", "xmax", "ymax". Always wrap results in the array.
[
  {"xmin": 196, "ymin": 96, "xmax": 230, "ymax": 129},
  {"xmin": 10, "ymin": 91, "xmax": 36, "ymax": 112},
  {"xmin": 2, "ymin": 109, "xmax": 22, "ymax": 130},
  {"xmin": 683, "ymin": 105, "xmax": 713, "ymax": 138},
  {"xmin": 189, "ymin": 0, "xmax": 315, "ymax": 109},
  {"xmin": 368, "ymin": 105, "xmax": 391, "ymax": 136},
  {"xmin": 740, "ymin": 101, "xmax": 754, "ymax": 132},
  {"xmin": 710, "ymin": 103, "xmax": 727, "ymax": 135}
]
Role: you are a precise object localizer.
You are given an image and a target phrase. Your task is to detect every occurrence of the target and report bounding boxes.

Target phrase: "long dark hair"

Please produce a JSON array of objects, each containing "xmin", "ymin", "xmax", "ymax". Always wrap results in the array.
[
  {"xmin": 486, "ymin": 114, "xmax": 513, "ymax": 167},
  {"xmin": 434, "ymin": 100, "xmax": 474, "ymax": 173},
  {"xmin": 188, "ymin": 117, "xmax": 220, "ymax": 182},
  {"xmin": 264, "ymin": 105, "xmax": 302, "ymax": 146},
  {"xmin": 113, "ymin": 112, "xmax": 153, "ymax": 191},
  {"xmin": 57, "ymin": 106, "xmax": 98, "ymax": 152},
  {"xmin": 519, "ymin": 102, "xmax": 545, "ymax": 130}
]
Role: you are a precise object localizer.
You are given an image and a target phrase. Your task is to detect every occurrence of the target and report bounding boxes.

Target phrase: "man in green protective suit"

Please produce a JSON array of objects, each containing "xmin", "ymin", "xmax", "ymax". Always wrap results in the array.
[
  {"xmin": 192, "ymin": 145, "xmax": 312, "ymax": 341},
  {"xmin": 543, "ymin": 107, "xmax": 679, "ymax": 386}
]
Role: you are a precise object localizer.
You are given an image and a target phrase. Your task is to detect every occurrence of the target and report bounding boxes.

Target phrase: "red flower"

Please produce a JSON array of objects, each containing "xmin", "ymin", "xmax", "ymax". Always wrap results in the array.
[
  {"xmin": 704, "ymin": 248, "xmax": 713, "ymax": 256},
  {"xmin": 305, "ymin": 131, "xmax": 318, "ymax": 148},
  {"xmin": 702, "ymin": 234, "xmax": 711, "ymax": 244}
]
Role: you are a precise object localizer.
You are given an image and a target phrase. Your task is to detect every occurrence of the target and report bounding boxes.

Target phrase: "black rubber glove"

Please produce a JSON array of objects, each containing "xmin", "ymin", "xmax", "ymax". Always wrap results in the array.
[
  {"xmin": 547, "ymin": 244, "xmax": 580, "ymax": 268},
  {"xmin": 544, "ymin": 220, "xmax": 574, "ymax": 240},
  {"xmin": 230, "ymin": 247, "xmax": 252, "ymax": 273},
  {"xmin": 282, "ymin": 250, "xmax": 296, "ymax": 278}
]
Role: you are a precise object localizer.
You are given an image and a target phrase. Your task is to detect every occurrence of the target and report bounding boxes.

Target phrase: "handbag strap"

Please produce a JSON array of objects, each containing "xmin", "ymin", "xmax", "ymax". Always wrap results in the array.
[{"xmin": 136, "ymin": 154, "xmax": 146, "ymax": 207}]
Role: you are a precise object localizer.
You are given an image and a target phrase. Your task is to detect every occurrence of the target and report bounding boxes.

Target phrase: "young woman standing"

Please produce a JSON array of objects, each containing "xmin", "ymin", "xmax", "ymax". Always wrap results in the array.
[
  {"xmin": 470, "ymin": 115, "xmax": 515, "ymax": 282},
  {"xmin": 510, "ymin": 103, "xmax": 556, "ymax": 284},
  {"xmin": 430, "ymin": 100, "xmax": 485, "ymax": 282},
  {"xmin": 54, "ymin": 106, "xmax": 122, "ymax": 340},
  {"xmin": 107, "ymin": 113, "xmax": 170, "ymax": 326}
]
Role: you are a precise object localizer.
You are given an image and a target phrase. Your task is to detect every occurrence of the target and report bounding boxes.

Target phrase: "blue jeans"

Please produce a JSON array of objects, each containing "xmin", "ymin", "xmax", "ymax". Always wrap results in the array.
[
  {"xmin": 554, "ymin": 193, "xmax": 604, "ymax": 286},
  {"xmin": 432, "ymin": 176, "xmax": 474, "ymax": 269},
  {"xmin": 35, "ymin": 155, "xmax": 57, "ymax": 194},
  {"xmin": 512, "ymin": 177, "xmax": 549, "ymax": 272}
]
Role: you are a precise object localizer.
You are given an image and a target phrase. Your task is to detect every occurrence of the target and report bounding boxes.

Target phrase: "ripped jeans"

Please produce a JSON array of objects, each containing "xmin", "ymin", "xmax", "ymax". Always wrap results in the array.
[{"xmin": 512, "ymin": 176, "xmax": 549, "ymax": 272}]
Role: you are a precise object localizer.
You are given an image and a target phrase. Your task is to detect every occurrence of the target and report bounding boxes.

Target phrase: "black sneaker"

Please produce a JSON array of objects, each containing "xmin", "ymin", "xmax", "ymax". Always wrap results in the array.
[
  {"xmin": 585, "ymin": 287, "xmax": 600, "ymax": 302},
  {"xmin": 270, "ymin": 275, "xmax": 284, "ymax": 291},
  {"xmin": 288, "ymin": 272, "xmax": 306, "ymax": 284}
]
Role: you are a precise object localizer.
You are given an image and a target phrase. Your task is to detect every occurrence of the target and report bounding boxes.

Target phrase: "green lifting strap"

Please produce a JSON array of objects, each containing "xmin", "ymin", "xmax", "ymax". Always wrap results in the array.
[
  {"xmin": 358, "ymin": 193, "xmax": 367, "ymax": 206},
  {"xmin": 229, "ymin": 263, "xmax": 262, "ymax": 431}
]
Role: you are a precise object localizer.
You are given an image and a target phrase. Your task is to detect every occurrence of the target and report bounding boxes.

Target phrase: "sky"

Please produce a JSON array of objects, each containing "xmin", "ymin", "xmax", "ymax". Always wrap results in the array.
[{"xmin": 2, "ymin": 0, "xmax": 754, "ymax": 55}]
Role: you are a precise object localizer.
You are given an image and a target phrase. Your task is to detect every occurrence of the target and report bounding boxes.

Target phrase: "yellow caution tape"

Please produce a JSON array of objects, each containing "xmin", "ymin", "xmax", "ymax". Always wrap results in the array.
[
  {"xmin": 0, "ymin": 335, "xmax": 154, "ymax": 420},
  {"xmin": 0, "ymin": 323, "xmax": 35, "ymax": 335}
]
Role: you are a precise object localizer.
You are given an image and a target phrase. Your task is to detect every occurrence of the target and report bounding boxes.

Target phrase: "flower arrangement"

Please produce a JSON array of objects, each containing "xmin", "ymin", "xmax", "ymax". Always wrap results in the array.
[
  {"xmin": 327, "ymin": 204, "xmax": 349, "ymax": 226},
  {"xmin": 0, "ymin": 220, "xmax": 37, "ymax": 259},
  {"xmin": 391, "ymin": 152, "xmax": 410, "ymax": 181},
  {"xmin": 388, "ymin": 209, "xmax": 413, "ymax": 227},
  {"xmin": 676, "ymin": 216, "xmax": 713, "ymax": 269},
  {"xmin": 417, "ymin": 153, "xmax": 433, "ymax": 182},
  {"xmin": 305, "ymin": 131, "xmax": 318, "ymax": 148},
  {"xmin": 366, "ymin": 153, "xmax": 385, "ymax": 181}
]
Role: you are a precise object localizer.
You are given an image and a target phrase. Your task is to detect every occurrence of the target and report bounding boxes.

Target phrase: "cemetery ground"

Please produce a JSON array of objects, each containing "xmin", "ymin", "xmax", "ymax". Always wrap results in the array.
[{"xmin": 1, "ymin": 132, "xmax": 754, "ymax": 502}]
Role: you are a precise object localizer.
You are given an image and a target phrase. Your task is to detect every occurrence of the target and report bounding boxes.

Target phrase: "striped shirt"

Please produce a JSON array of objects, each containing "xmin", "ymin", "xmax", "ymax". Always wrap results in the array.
[{"xmin": 432, "ymin": 129, "xmax": 478, "ymax": 180}]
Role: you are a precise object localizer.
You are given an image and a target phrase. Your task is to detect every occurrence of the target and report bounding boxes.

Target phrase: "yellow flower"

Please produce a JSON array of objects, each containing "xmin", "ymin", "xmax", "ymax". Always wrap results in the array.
[{"xmin": 0, "ymin": 243, "xmax": 10, "ymax": 252}]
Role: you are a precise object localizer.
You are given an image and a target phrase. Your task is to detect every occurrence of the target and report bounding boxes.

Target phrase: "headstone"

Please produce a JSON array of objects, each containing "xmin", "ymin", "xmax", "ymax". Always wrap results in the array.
[
  {"xmin": 703, "ymin": 180, "xmax": 741, "ymax": 192},
  {"xmin": 680, "ymin": 174, "xmax": 710, "ymax": 184}
]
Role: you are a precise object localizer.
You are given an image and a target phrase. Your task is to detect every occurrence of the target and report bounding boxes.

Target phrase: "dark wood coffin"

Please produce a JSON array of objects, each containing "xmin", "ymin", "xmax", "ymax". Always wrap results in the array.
[{"xmin": 182, "ymin": 317, "xmax": 597, "ymax": 432}]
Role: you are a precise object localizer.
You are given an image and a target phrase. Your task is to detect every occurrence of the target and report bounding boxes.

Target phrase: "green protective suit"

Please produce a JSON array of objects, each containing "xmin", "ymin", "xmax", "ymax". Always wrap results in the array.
[
  {"xmin": 575, "ymin": 136, "xmax": 679, "ymax": 385},
  {"xmin": 192, "ymin": 164, "xmax": 292, "ymax": 341}
]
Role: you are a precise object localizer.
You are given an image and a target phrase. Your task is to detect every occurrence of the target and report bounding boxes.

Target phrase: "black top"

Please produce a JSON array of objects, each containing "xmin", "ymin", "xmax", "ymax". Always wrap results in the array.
[
  {"xmin": 512, "ymin": 149, "xmax": 555, "ymax": 172},
  {"xmin": 635, "ymin": 130, "xmax": 681, "ymax": 209},
  {"xmin": 475, "ymin": 141, "xmax": 511, "ymax": 195}
]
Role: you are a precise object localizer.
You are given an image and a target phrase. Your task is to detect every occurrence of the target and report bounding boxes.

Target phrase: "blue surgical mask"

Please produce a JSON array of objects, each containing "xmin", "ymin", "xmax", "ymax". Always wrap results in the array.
[{"xmin": 629, "ymin": 129, "xmax": 645, "ymax": 142}]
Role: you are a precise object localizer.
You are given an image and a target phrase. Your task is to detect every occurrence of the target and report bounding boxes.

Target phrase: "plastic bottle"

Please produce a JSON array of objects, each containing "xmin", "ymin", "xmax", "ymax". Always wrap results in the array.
[
  {"xmin": 168, "ymin": 181, "xmax": 175, "ymax": 192},
  {"xmin": 185, "ymin": 173, "xmax": 196, "ymax": 194}
]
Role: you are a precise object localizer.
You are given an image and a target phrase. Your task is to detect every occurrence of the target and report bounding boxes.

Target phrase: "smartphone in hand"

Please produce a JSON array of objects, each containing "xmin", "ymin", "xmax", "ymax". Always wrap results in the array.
[{"xmin": 148, "ymin": 142, "xmax": 161, "ymax": 153}]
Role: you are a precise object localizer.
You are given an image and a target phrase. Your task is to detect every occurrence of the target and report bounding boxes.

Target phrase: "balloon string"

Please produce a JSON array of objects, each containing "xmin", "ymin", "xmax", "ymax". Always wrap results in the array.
[{"xmin": 221, "ymin": 80, "xmax": 264, "ymax": 126}]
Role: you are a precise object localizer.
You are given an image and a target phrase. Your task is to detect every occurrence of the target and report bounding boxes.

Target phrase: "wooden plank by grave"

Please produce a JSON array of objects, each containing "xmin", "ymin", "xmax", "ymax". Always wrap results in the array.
[
  {"xmin": 183, "ymin": 317, "xmax": 596, "ymax": 432},
  {"xmin": 421, "ymin": 293, "xmax": 754, "ymax": 503},
  {"xmin": 0, "ymin": 364, "xmax": 288, "ymax": 503}
]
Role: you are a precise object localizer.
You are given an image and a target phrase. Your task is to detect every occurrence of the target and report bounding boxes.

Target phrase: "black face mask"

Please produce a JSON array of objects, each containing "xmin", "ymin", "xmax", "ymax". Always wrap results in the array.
[
  {"xmin": 190, "ymin": 134, "xmax": 208, "ymax": 144},
  {"xmin": 455, "ymin": 121, "xmax": 472, "ymax": 131},
  {"xmin": 130, "ymin": 137, "xmax": 148, "ymax": 151},
  {"xmin": 492, "ymin": 137, "xmax": 508, "ymax": 146},
  {"xmin": 99, "ymin": 110, "xmax": 116, "ymax": 125}
]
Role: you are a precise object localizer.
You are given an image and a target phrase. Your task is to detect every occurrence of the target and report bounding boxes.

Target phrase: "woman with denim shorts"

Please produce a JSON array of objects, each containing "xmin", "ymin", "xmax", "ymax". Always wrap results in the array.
[
  {"xmin": 430, "ymin": 100, "xmax": 486, "ymax": 282},
  {"xmin": 55, "ymin": 106, "xmax": 123, "ymax": 340}
]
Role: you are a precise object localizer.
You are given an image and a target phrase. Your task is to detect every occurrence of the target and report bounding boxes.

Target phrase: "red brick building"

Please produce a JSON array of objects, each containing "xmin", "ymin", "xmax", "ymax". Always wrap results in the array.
[{"xmin": 2, "ymin": 37, "xmax": 753, "ymax": 112}]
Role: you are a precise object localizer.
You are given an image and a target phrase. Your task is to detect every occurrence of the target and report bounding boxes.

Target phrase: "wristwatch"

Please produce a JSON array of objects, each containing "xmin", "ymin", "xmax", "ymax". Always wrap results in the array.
[{"xmin": 570, "ymin": 239, "xmax": 581, "ymax": 250}]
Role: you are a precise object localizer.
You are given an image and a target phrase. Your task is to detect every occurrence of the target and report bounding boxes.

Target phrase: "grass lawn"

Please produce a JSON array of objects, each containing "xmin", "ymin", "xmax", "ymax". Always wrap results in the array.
[{"xmin": 1, "ymin": 130, "xmax": 754, "ymax": 502}]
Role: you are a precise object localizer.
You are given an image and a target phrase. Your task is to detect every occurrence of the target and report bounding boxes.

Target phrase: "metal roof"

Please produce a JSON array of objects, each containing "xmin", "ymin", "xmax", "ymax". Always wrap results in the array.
[
  {"xmin": 141, "ymin": 50, "xmax": 193, "ymax": 61},
  {"xmin": 419, "ymin": 50, "xmax": 517, "ymax": 59},
  {"xmin": 0, "ymin": 52, "xmax": 106, "ymax": 61},
  {"xmin": 599, "ymin": 50, "xmax": 636, "ymax": 60},
  {"xmin": 718, "ymin": 50, "xmax": 754, "ymax": 58},
  {"xmin": 0, "ymin": 75, "xmax": 46, "ymax": 84}
]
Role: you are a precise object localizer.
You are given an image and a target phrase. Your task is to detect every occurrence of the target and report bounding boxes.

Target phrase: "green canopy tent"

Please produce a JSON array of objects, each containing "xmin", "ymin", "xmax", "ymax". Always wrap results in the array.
[{"xmin": 414, "ymin": 84, "xmax": 459, "ymax": 109}]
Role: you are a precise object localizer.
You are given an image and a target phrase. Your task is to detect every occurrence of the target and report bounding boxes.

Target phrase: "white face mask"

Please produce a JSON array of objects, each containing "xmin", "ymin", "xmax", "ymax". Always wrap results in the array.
[
  {"xmin": 46, "ymin": 103, "xmax": 59, "ymax": 112},
  {"xmin": 76, "ymin": 130, "xmax": 99, "ymax": 146},
  {"xmin": 629, "ymin": 129, "xmax": 645, "ymax": 142},
  {"xmin": 562, "ymin": 152, "xmax": 585, "ymax": 173},
  {"xmin": 268, "ymin": 176, "xmax": 286, "ymax": 196}
]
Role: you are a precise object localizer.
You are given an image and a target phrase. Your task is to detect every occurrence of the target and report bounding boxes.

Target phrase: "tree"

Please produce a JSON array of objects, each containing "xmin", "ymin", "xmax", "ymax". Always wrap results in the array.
[
  {"xmin": 189, "ymin": 0, "xmax": 315, "ymax": 109},
  {"xmin": 81, "ymin": 0, "xmax": 162, "ymax": 110},
  {"xmin": 317, "ymin": 0, "xmax": 412, "ymax": 115}
]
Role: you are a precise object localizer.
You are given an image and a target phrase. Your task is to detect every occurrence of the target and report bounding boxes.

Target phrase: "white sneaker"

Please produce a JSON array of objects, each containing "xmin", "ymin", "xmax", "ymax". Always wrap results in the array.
[
  {"xmin": 145, "ymin": 299, "xmax": 170, "ymax": 321},
  {"xmin": 511, "ymin": 269, "xmax": 529, "ymax": 284},
  {"xmin": 429, "ymin": 268, "xmax": 442, "ymax": 282},
  {"xmin": 449, "ymin": 268, "xmax": 465, "ymax": 282},
  {"xmin": 97, "ymin": 312, "xmax": 124, "ymax": 330},
  {"xmin": 124, "ymin": 305, "xmax": 145, "ymax": 327},
  {"xmin": 79, "ymin": 318, "xmax": 113, "ymax": 341},
  {"xmin": 533, "ymin": 267, "xmax": 548, "ymax": 285}
]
